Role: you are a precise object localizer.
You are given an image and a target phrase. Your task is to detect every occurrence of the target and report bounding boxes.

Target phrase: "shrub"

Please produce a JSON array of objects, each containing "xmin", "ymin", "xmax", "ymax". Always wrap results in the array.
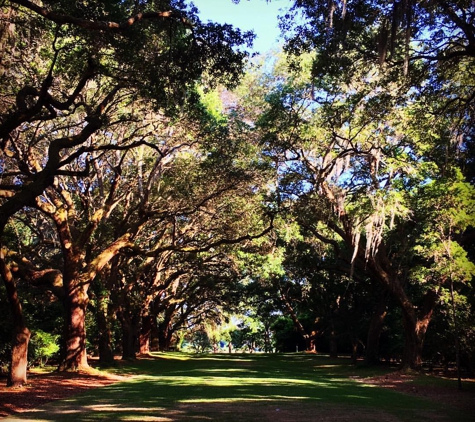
[{"xmin": 29, "ymin": 330, "xmax": 60, "ymax": 366}]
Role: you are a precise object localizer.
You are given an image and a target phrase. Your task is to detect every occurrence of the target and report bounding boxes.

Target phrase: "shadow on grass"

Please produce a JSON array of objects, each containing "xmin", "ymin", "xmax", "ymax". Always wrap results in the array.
[{"xmin": 5, "ymin": 353, "xmax": 472, "ymax": 422}]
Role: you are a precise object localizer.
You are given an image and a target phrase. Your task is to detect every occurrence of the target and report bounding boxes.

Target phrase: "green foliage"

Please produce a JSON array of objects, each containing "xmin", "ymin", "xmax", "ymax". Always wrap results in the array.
[
  {"xmin": 238, "ymin": 0, "xmax": 475, "ymax": 369},
  {"xmin": 187, "ymin": 329, "xmax": 212, "ymax": 353},
  {"xmin": 28, "ymin": 330, "xmax": 60, "ymax": 366},
  {"xmin": 411, "ymin": 171, "xmax": 475, "ymax": 285},
  {"xmin": 424, "ymin": 287, "xmax": 475, "ymax": 369},
  {"xmin": 271, "ymin": 316, "xmax": 301, "ymax": 352},
  {"xmin": 228, "ymin": 315, "xmax": 266, "ymax": 351}
]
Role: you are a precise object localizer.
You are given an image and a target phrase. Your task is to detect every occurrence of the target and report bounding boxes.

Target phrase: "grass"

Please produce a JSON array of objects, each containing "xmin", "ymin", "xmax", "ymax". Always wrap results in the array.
[{"xmin": 5, "ymin": 353, "xmax": 473, "ymax": 422}]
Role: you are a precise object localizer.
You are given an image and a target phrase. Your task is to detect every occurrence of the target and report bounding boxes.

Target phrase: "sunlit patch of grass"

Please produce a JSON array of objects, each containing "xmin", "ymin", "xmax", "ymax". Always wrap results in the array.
[
  {"xmin": 198, "ymin": 368, "xmax": 259, "ymax": 375},
  {"xmin": 181, "ymin": 395, "xmax": 311, "ymax": 403},
  {"xmin": 316, "ymin": 364, "xmax": 342, "ymax": 368},
  {"xmin": 150, "ymin": 352, "xmax": 191, "ymax": 361},
  {"xmin": 121, "ymin": 417, "xmax": 171, "ymax": 422},
  {"xmin": 193, "ymin": 356, "xmax": 254, "ymax": 362},
  {"xmin": 28, "ymin": 365, "xmax": 57, "ymax": 375},
  {"xmin": 138, "ymin": 375, "xmax": 329, "ymax": 388},
  {"xmin": 85, "ymin": 405, "xmax": 166, "ymax": 412}
]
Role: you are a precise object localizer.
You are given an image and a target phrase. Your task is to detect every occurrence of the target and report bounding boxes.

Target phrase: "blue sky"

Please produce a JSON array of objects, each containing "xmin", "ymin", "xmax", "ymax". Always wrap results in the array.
[{"xmin": 191, "ymin": 0, "xmax": 293, "ymax": 53}]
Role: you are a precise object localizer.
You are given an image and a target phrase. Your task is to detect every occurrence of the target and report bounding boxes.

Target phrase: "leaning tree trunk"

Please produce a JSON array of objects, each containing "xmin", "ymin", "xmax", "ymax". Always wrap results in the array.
[
  {"xmin": 280, "ymin": 290, "xmax": 312, "ymax": 351},
  {"xmin": 0, "ymin": 255, "xmax": 30, "ymax": 387},
  {"xmin": 397, "ymin": 288, "xmax": 439, "ymax": 370},
  {"xmin": 165, "ymin": 327, "xmax": 176, "ymax": 351},
  {"xmin": 415, "ymin": 289, "xmax": 439, "ymax": 363},
  {"xmin": 366, "ymin": 253, "xmax": 425, "ymax": 370},
  {"xmin": 380, "ymin": 273, "xmax": 421, "ymax": 369}
]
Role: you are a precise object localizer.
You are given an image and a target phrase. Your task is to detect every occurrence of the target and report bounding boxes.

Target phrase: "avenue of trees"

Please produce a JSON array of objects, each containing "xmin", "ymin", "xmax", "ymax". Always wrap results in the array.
[{"xmin": 1, "ymin": 0, "xmax": 474, "ymax": 387}]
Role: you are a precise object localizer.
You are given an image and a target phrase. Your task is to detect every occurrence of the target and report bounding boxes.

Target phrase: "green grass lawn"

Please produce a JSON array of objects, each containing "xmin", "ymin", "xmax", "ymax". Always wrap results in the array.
[{"xmin": 4, "ymin": 353, "xmax": 473, "ymax": 422}]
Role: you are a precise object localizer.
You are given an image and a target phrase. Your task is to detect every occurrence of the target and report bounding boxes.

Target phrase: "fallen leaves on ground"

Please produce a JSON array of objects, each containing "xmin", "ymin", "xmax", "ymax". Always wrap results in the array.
[{"xmin": 0, "ymin": 369, "xmax": 127, "ymax": 418}]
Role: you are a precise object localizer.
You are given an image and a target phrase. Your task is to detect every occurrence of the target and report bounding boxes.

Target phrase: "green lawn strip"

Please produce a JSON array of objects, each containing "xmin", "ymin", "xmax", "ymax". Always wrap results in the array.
[{"xmin": 5, "ymin": 353, "xmax": 470, "ymax": 422}]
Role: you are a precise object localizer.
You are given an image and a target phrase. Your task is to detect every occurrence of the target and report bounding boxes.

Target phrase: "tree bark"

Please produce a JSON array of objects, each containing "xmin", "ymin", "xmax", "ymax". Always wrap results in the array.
[
  {"xmin": 59, "ymin": 239, "xmax": 132, "ymax": 369},
  {"xmin": 157, "ymin": 304, "xmax": 178, "ymax": 351},
  {"xmin": 119, "ymin": 312, "xmax": 139, "ymax": 360},
  {"xmin": 0, "ymin": 253, "xmax": 31, "ymax": 387},
  {"xmin": 59, "ymin": 282, "xmax": 89, "ymax": 371},
  {"xmin": 139, "ymin": 314, "xmax": 152, "ymax": 355},
  {"xmin": 8, "ymin": 326, "xmax": 31, "ymax": 387},
  {"xmin": 150, "ymin": 317, "xmax": 160, "ymax": 351},
  {"xmin": 158, "ymin": 322, "xmax": 172, "ymax": 351},
  {"xmin": 400, "ymin": 304, "xmax": 420, "ymax": 369},
  {"xmin": 96, "ymin": 289, "xmax": 114, "ymax": 364},
  {"xmin": 397, "ymin": 288, "xmax": 439, "ymax": 370},
  {"xmin": 415, "ymin": 288, "xmax": 439, "ymax": 361}
]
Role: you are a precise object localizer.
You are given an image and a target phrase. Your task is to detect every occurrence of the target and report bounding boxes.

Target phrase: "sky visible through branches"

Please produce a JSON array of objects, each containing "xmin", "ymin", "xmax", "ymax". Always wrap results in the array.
[{"xmin": 192, "ymin": 0, "xmax": 292, "ymax": 53}]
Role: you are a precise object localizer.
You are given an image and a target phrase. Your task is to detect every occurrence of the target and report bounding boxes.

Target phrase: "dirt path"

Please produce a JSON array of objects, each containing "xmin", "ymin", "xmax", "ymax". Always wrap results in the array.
[
  {"xmin": 0, "ymin": 370, "xmax": 128, "ymax": 418},
  {"xmin": 352, "ymin": 371, "xmax": 475, "ymax": 413}
]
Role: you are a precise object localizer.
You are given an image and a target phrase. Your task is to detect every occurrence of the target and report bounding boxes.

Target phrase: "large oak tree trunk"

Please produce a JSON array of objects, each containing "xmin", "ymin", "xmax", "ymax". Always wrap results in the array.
[
  {"xmin": 96, "ymin": 289, "xmax": 114, "ymax": 364},
  {"xmin": 378, "ymin": 278, "xmax": 422, "ymax": 369},
  {"xmin": 0, "ymin": 255, "xmax": 30, "ymax": 387},
  {"xmin": 46, "ymin": 189, "xmax": 134, "ymax": 371},
  {"xmin": 139, "ymin": 314, "xmax": 153, "ymax": 355},
  {"xmin": 400, "ymin": 305, "xmax": 420, "ymax": 369},
  {"xmin": 157, "ymin": 304, "xmax": 178, "ymax": 351},
  {"xmin": 397, "ymin": 289, "xmax": 439, "ymax": 369},
  {"xmin": 158, "ymin": 325, "xmax": 175, "ymax": 351},
  {"xmin": 119, "ymin": 312, "xmax": 139, "ymax": 360},
  {"xmin": 8, "ymin": 326, "xmax": 31, "ymax": 387},
  {"xmin": 158, "ymin": 322, "xmax": 171, "ymax": 351},
  {"xmin": 415, "ymin": 289, "xmax": 439, "ymax": 362},
  {"xmin": 60, "ymin": 283, "xmax": 89, "ymax": 371},
  {"xmin": 365, "ymin": 253, "xmax": 436, "ymax": 370}
]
